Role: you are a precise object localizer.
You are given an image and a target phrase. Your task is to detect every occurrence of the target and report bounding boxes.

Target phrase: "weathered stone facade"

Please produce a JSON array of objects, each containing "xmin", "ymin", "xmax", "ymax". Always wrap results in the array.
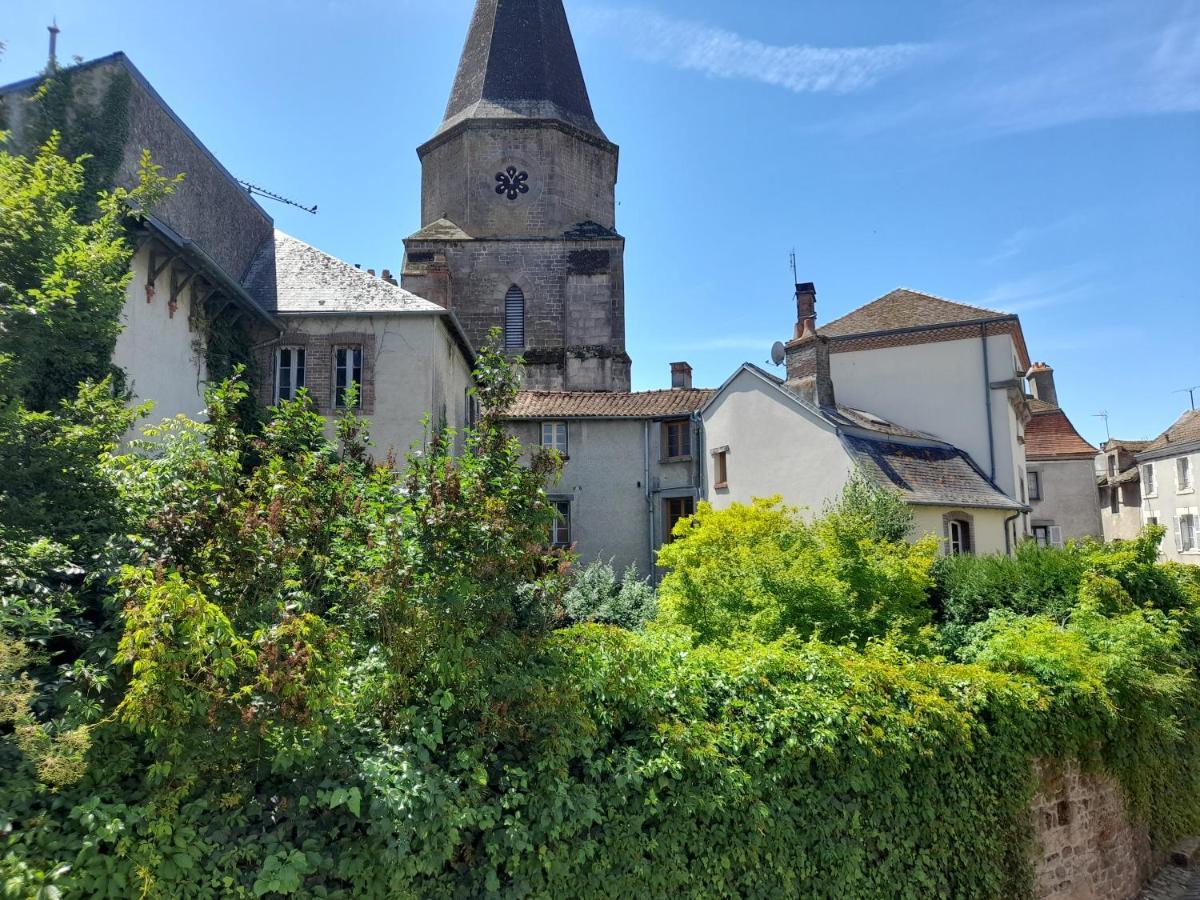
[
  {"xmin": 1032, "ymin": 759, "xmax": 1155, "ymax": 900},
  {"xmin": 402, "ymin": 0, "xmax": 631, "ymax": 392}
]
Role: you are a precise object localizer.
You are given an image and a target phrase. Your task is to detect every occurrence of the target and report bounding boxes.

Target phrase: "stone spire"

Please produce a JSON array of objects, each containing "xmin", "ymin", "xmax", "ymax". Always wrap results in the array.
[{"xmin": 437, "ymin": 0, "xmax": 607, "ymax": 141}]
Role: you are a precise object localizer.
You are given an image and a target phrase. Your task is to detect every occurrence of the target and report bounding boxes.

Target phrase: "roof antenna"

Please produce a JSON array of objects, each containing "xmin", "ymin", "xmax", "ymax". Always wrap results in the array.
[
  {"xmin": 1093, "ymin": 411, "xmax": 1111, "ymax": 442},
  {"xmin": 237, "ymin": 179, "xmax": 318, "ymax": 215},
  {"xmin": 1174, "ymin": 386, "xmax": 1200, "ymax": 411},
  {"xmin": 48, "ymin": 18, "xmax": 60, "ymax": 67},
  {"xmin": 789, "ymin": 248, "xmax": 799, "ymax": 286}
]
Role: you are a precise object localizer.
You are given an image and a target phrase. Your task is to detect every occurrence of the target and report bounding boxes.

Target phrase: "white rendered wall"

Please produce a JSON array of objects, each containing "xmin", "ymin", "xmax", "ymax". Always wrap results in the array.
[{"xmin": 112, "ymin": 244, "xmax": 208, "ymax": 427}]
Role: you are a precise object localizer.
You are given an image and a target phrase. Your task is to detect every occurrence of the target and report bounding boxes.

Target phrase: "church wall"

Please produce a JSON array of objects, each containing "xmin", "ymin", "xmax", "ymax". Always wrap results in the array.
[
  {"xmin": 419, "ymin": 122, "xmax": 617, "ymax": 237},
  {"xmin": 405, "ymin": 235, "xmax": 629, "ymax": 392},
  {"xmin": 114, "ymin": 244, "xmax": 208, "ymax": 428}
]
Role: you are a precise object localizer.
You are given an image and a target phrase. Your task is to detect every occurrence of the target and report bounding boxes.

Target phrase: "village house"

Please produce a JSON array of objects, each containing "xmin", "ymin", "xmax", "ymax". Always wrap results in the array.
[
  {"xmin": 0, "ymin": 53, "xmax": 475, "ymax": 458},
  {"xmin": 1136, "ymin": 410, "xmax": 1200, "ymax": 565},
  {"xmin": 702, "ymin": 284, "xmax": 1029, "ymax": 556},
  {"xmin": 1023, "ymin": 363, "xmax": 1103, "ymax": 545},
  {"xmin": 503, "ymin": 364, "xmax": 709, "ymax": 580},
  {"xmin": 1097, "ymin": 439, "xmax": 1151, "ymax": 542}
]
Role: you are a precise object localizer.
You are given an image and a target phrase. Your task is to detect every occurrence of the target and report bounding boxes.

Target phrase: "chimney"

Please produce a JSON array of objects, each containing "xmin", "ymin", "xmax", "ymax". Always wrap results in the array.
[
  {"xmin": 381, "ymin": 269, "xmax": 397, "ymax": 286},
  {"xmin": 1027, "ymin": 362, "xmax": 1058, "ymax": 407},
  {"xmin": 367, "ymin": 268, "xmax": 376, "ymax": 277},
  {"xmin": 793, "ymin": 282, "xmax": 817, "ymax": 339},
  {"xmin": 784, "ymin": 281, "xmax": 835, "ymax": 408},
  {"xmin": 670, "ymin": 361, "xmax": 693, "ymax": 390}
]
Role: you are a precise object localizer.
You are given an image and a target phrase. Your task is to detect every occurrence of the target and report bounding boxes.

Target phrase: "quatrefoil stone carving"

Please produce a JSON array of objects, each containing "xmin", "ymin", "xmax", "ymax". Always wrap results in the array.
[{"xmin": 495, "ymin": 166, "xmax": 530, "ymax": 200}]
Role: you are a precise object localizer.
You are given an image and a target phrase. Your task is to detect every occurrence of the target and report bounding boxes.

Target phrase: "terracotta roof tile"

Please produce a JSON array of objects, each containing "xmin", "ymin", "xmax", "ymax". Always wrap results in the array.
[
  {"xmin": 1025, "ymin": 409, "xmax": 1098, "ymax": 460},
  {"xmin": 1141, "ymin": 410, "xmax": 1200, "ymax": 457},
  {"xmin": 505, "ymin": 389, "xmax": 713, "ymax": 419},
  {"xmin": 820, "ymin": 288, "xmax": 1010, "ymax": 338}
]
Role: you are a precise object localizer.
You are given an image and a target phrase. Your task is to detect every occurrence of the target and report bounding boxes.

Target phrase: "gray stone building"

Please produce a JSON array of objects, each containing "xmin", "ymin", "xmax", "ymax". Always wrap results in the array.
[
  {"xmin": 1097, "ymin": 439, "xmax": 1150, "ymax": 543},
  {"xmin": 403, "ymin": 0, "xmax": 631, "ymax": 393},
  {"xmin": 503, "ymin": 364, "xmax": 710, "ymax": 580},
  {"xmin": 1023, "ymin": 363, "xmax": 1102, "ymax": 545}
]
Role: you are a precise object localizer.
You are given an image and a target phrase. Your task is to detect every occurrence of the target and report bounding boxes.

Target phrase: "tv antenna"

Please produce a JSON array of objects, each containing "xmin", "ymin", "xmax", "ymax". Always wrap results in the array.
[
  {"xmin": 1093, "ymin": 411, "xmax": 1111, "ymax": 442},
  {"xmin": 237, "ymin": 180, "xmax": 318, "ymax": 215},
  {"xmin": 1174, "ymin": 385, "xmax": 1200, "ymax": 410},
  {"xmin": 789, "ymin": 249, "xmax": 799, "ymax": 285}
]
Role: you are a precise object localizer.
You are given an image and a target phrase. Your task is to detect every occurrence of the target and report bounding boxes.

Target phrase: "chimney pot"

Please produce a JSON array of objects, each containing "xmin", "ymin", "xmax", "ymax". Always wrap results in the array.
[
  {"xmin": 367, "ymin": 268, "xmax": 376, "ymax": 277},
  {"xmin": 381, "ymin": 269, "xmax": 397, "ymax": 285},
  {"xmin": 670, "ymin": 361, "xmax": 693, "ymax": 391}
]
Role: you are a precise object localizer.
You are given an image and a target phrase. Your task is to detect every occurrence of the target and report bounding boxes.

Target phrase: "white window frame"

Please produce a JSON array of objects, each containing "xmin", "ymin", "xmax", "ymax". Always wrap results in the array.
[
  {"xmin": 1032, "ymin": 525, "xmax": 1050, "ymax": 548},
  {"xmin": 334, "ymin": 345, "xmax": 364, "ymax": 409},
  {"xmin": 1178, "ymin": 456, "xmax": 1194, "ymax": 493},
  {"xmin": 541, "ymin": 421, "xmax": 568, "ymax": 456},
  {"xmin": 1176, "ymin": 508, "xmax": 1199, "ymax": 553},
  {"xmin": 1143, "ymin": 463, "xmax": 1157, "ymax": 497},
  {"xmin": 274, "ymin": 346, "xmax": 306, "ymax": 404},
  {"xmin": 948, "ymin": 519, "xmax": 972, "ymax": 556}
]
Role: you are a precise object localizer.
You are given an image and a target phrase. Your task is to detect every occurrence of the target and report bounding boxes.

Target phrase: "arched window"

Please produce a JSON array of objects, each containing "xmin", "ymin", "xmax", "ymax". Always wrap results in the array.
[{"xmin": 504, "ymin": 285, "xmax": 525, "ymax": 349}]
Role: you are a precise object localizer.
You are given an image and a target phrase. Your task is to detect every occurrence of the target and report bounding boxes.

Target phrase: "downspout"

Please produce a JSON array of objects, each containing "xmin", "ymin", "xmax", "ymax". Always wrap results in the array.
[
  {"xmin": 1004, "ymin": 511, "xmax": 1021, "ymax": 555},
  {"xmin": 692, "ymin": 411, "xmax": 706, "ymax": 501},
  {"xmin": 981, "ymin": 325, "xmax": 996, "ymax": 482},
  {"xmin": 644, "ymin": 421, "xmax": 654, "ymax": 582}
]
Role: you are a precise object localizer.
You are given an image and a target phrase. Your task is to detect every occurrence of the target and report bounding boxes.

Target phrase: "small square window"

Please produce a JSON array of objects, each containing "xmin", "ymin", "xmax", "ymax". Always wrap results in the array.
[
  {"xmin": 275, "ymin": 346, "xmax": 306, "ymax": 404},
  {"xmin": 713, "ymin": 449, "xmax": 729, "ymax": 489},
  {"xmin": 334, "ymin": 346, "xmax": 364, "ymax": 409},
  {"xmin": 663, "ymin": 420, "xmax": 691, "ymax": 459},
  {"xmin": 541, "ymin": 421, "xmax": 568, "ymax": 456}
]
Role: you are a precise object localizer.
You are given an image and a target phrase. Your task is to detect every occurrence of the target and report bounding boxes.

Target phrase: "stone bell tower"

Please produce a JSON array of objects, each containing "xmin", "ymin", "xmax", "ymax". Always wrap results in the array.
[{"xmin": 402, "ymin": 0, "xmax": 631, "ymax": 391}]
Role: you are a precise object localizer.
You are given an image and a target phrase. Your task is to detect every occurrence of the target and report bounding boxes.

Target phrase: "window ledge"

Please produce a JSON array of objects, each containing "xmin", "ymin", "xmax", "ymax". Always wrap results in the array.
[
  {"xmin": 714, "ymin": 481, "xmax": 729, "ymax": 491},
  {"xmin": 660, "ymin": 455, "xmax": 693, "ymax": 464},
  {"xmin": 1178, "ymin": 488, "xmax": 1195, "ymax": 495}
]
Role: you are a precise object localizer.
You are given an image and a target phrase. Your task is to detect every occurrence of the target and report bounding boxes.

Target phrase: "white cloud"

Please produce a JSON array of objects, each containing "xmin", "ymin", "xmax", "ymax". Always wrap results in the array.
[
  {"xmin": 578, "ymin": 6, "xmax": 931, "ymax": 94},
  {"xmin": 975, "ymin": 267, "xmax": 1098, "ymax": 314}
]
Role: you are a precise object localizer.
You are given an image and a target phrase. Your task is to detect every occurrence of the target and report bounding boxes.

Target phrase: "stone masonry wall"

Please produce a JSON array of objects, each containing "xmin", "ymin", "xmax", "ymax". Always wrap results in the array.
[{"xmin": 1032, "ymin": 759, "xmax": 1155, "ymax": 900}]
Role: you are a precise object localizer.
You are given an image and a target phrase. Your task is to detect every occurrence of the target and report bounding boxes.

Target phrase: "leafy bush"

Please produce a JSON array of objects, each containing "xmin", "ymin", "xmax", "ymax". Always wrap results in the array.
[
  {"xmin": 656, "ymin": 491, "xmax": 937, "ymax": 647},
  {"xmin": 561, "ymin": 559, "xmax": 657, "ymax": 629}
]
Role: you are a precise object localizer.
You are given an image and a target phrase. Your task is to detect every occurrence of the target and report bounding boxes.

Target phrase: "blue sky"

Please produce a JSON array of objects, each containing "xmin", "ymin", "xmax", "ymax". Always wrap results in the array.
[{"xmin": 3, "ymin": 0, "xmax": 1198, "ymax": 445}]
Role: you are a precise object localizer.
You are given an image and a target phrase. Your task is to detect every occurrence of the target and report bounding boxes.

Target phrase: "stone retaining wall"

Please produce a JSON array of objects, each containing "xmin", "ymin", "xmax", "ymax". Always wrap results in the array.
[{"xmin": 1033, "ymin": 760, "xmax": 1155, "ymax": 900}]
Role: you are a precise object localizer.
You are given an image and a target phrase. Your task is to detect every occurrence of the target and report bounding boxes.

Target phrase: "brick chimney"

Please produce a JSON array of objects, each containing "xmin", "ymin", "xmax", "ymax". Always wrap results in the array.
[
  {"xmin": 1027, "ymin": 362, "xmax": 1058, "ymax": 407},
  {"xmin": 670, "ymin": 361, "xmax": 693, "ymax": 390},
  {"xmin": 785, "ymin": 282, "xmax": 835, "ymax": 408},
  {"xmin": 793, "ymin": 282, "xmax": 817, "ymax": 339},
  {"xmin": 381, "ymin": 269, "xmax": 398, "ymax": 286}
]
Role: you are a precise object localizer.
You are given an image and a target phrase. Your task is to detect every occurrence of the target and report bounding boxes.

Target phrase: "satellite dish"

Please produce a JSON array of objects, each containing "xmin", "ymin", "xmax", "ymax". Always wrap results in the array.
[{"xmin": 770, "ymin": 341, "xmax": 786, "ymax": 367}]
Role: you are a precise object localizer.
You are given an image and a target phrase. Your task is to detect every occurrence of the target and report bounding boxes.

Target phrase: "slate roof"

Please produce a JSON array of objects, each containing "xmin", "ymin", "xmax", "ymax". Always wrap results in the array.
[
  {"xmin": 243, "ymin": 230, "xmax": 446, "ymax": 315},
  {"xmin": 1025, "ymin": 408, "xmax": 1098, "ymax": 460},
  {"xmin": 437, "ymin": 0, "xmax": 607, "ymax": 142},
  {"xmin": 506, "ymin": 389, "xmax": 714, "ymax": 419},
  {"xmin": 843, "ymin": 435, "xmax": 1026, "ymax": 511},
  {"xmin": 820, "ymin": 288, "xmax": 1011, "ymax": 338},
  {"xmin": 1139, "ymin": 410, "xmax": 1200, "ymax": 459}
]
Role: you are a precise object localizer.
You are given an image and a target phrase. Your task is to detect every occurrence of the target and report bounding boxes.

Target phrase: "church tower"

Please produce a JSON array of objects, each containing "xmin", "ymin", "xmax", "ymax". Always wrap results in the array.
[{"xmin": 402, "ymin": 0, "xmax": 631, "ymax": 391}]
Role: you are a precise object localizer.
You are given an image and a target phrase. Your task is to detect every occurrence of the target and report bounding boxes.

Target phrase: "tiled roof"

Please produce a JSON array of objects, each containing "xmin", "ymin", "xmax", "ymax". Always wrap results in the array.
[
  {"xmin": 243, "ymin": 230, "xmax": 446, "ymax": 315},
  {"xmin": 1103, "ymin": 439, "xmax": 1152, "ymax": 454},
  {"xmin": 844, "ymin": 435, "xmax": 1026, "ymax": 511},
  {"xmin": 1025, "ymin": 408, "xmax": 1098, "ymax": 460},
  {"xmin": 820, "ymin": 288, "xmax": 1010, "ymax": 338},
  {"xmin": 505, "ymin": 389, "xmax": 714, "ymax": 419},
  {"xmin": 1140, "ymin": 410, "xmax": 1200, "ymax": 458},
  {"xmin": 1098, "ymin": 467, "xmax": 1140, "ymax": 487}
]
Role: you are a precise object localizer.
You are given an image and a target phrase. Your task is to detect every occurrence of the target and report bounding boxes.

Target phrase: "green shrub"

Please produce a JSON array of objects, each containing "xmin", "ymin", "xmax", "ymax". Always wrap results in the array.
[
  {"xmin": 656, "ymin": 493, "xmax": 937, "ymax": 648},
  {"xmin": 562, "ymin": 558, "xmax": 657, "ymax": 629}
]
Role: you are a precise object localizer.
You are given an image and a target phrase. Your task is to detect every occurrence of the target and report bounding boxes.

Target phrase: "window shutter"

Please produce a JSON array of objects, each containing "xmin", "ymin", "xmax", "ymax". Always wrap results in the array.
[
  {"xmin": 1049, "ymin": 526, "xmax": 1063, "ymax": 548},
  {"xmin": 504, "ymin": 286, "xmax": 525, "ymax": 349},
  {"xmin": 1174, "ymin": 517, "xmax": 1185, "ymax": 553}
]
